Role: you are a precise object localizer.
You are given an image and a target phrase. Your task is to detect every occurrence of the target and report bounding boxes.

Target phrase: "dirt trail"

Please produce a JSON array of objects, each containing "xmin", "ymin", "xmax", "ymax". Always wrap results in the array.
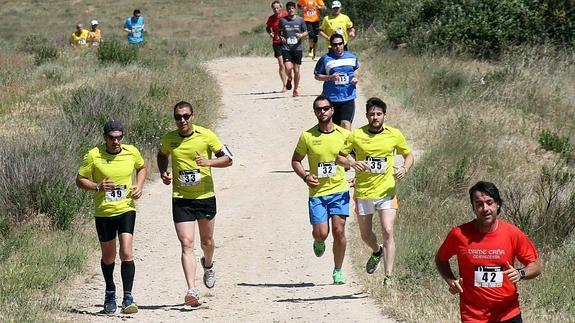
[{"xmin": 66, "ymin": 56, "xmax": 394, "ymax": 322}]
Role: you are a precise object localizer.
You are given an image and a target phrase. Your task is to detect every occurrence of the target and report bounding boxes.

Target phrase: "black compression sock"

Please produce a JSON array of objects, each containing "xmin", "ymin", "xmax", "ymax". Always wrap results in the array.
[
  {"xmin": 121, "ymin": 260, "xmax": 135, "ymax": 294},
  {"xmin": 101, "ymin": 260, "xmax": 116, "ymax": 292}
]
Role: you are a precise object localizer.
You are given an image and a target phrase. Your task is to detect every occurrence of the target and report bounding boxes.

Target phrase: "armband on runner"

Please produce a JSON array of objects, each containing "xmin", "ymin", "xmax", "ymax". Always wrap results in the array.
[{"xmin": 215, "ymin": 145, "xmax": 234, "ymax": 159}]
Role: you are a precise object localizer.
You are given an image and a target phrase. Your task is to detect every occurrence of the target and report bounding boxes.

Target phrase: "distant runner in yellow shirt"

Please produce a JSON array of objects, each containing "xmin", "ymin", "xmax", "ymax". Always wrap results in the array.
[
  {"xmin": 76, "ymin": 120, "xmax": 147, "ymax": 315},
  {"xmin": 157, "ymin": 101, "xmax": 233, "ymax": 307},
  {"xmin": 70, "ymin": 23, "xmax": 89, "ymax": 48},
  {"xmin": 339, "ymin": 97, "xmax": 414, "ymax": 286},
  {"xmin": 292, "ymin": 95, "xmax": 351, "ymax": 285},
  {"xmin": 319, "ymin": 1, "xmax": 355, "ymax": 50}
]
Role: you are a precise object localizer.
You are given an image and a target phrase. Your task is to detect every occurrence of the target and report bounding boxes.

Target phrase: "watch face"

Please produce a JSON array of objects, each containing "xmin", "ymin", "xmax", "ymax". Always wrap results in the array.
[{"xmin": 519, "ymin": 269, "xmax": 526, "ymax": 278}]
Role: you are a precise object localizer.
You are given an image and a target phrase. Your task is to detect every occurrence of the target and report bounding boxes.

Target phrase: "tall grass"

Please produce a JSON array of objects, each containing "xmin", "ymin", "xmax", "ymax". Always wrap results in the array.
[{"xmin": 350, "ymin": 42, "xmax": 575, "ymax": 321}]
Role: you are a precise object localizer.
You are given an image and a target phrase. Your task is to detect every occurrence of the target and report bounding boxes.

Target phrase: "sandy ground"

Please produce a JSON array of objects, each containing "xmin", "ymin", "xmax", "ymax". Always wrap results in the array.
[{"xmin": 65, "ymin": 56, "xmax": 394, "ymax": 322}]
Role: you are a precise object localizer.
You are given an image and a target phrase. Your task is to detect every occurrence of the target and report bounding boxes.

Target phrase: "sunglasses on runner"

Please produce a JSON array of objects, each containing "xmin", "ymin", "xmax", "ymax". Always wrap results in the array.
[
  {"xmin": 331, "ymin": 42, "xmax": 344, "ymax": 47},
  {"xmin": 174, "ymin": 114, "xmax": 192, "ymax": 121},
  {"xmin": 107, "ymin": 134, "xmax": 124, "ymax": 141},
  {"xmin": 314, "ymin": 105, "xmax": 332, "ymax": 112}
]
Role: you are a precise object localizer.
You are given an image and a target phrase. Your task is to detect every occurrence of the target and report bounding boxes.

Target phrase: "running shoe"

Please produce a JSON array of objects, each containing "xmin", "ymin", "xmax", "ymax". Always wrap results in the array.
[
  {"xmin": 286, "ymin": 79, "xmax": 292, "ymax": 90},
  {"xmin": 313, "ymin": 240, "xmax": 325, "ymax": 257},
  {"xmin": 103, "ymin": 290, "xmax": 117, "ymax": 315},
  {"xmin": 121, "ymin": 294, "xmax": 138, "ymax": 314},
  {"xmin": 332, "ymin": 270, "xmax": 346, "ymax": 285},
  {"xmin": 292, "ymin": 89, "xmax": 299, "ymax": 97},
  {"xmin": 383, "ymin": 275, "xmax": 393, "ymax": 286},
  {"xmin": 184, "ymin": 288, "xmax": 201, "ymax": 307},
  {"xmin": 308, "ymin": 49, "xmax": 314, "ymax": 58},
  {"xmin": 366, "ymin": 245, "xmax": 383, "ymax": 274},
  {"xmin": 201, "ymin": 257, "xmax": 216, "ymax": 289}
]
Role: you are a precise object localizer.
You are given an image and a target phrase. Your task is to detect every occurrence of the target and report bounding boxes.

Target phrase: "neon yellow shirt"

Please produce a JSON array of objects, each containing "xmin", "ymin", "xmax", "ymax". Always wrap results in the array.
[
  {"xmin": 340, "ymin": 125, "xmax": 410, "ymax": 199},
  {"xmin": 295, "ymin": 124, "xmax": 350, "ymax": 197},
  {"xmin": 320, "ymin": 13, "xmax": 353, "ymax": 45},
  {"xmin": 160, "ymin": 126, "xmax": 224, "ymax": 199},
  {"xmin": 78, "ymin": 144, "xmax": 145, "ymax": 217},
  {"xmin": 70, "ymin": 29, "xmax": 89, "ymax": 48}
]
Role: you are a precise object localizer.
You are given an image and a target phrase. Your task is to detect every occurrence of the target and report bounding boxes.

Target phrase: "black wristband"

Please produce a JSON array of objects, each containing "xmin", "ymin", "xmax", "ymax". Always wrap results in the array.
[{"xmin": 303, "ymin": 174, "xmax": 310, "ymax": 182}]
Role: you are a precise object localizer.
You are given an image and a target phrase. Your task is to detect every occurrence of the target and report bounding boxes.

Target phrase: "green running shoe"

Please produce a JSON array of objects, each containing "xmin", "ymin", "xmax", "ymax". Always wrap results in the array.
[
  {"xmin": 313, "ymin": 240, "xmax": 325, "ymax": 257},
  {"xmin": 366, "ymin": 245, "xmax": 383, "ymax": 274},
  {"xmin": 332, "ymin": 270, "xmax": 346, "ymax": 285}
]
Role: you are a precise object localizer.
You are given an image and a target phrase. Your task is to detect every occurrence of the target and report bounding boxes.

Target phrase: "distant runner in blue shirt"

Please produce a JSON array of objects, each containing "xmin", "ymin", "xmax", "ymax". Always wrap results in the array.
[
  {"xmin": 123, "ymin": 9, "xmax": 145, "ymax": 45},
  {"xmin": 314, "ymin": 33, "xmax": 359, "ymax": 130}
]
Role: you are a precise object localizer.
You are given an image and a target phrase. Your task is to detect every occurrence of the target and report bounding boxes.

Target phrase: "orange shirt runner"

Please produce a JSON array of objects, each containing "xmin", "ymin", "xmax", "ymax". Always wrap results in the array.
[{"xmin": 298, "ymin": 0, "xmax": 324, "ymax": 23}]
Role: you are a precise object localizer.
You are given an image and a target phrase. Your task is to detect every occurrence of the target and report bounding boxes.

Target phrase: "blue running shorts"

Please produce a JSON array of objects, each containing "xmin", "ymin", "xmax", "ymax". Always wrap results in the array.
[{"xmin": 308, "ymin": 191, "xmax": 350, "ymax": 225}]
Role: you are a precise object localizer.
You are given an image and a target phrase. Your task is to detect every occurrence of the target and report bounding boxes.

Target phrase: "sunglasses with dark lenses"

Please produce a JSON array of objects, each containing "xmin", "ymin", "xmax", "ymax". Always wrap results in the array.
[
  {"xmin": 314, "ymin": 106, "xmax": 332, "ymax": 112},
  {"xmin": 107, "ymin": 134, "xmax": 124, "ymax": 141},
  {"xmin": 174, "ymin": 114, "xmax": 192, "ymax": 121},
  {"xmin": 331, "ymin": 42, "xmax": 344, "ymax": 47}
]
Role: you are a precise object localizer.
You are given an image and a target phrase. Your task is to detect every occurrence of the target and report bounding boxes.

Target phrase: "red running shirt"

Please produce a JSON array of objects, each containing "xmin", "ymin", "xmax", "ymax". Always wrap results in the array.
[
  {"xmin": 266, "ymin": 11, "xmax": 288, "ymax": 45},
  {"xmin": 437, "ymin": 219, "xmax": 538, "ymax": 322}
]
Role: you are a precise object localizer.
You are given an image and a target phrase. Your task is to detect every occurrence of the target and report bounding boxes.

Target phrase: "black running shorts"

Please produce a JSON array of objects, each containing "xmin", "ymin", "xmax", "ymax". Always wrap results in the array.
[
  {"xmin": 95, "ymin": 211, "xmax": 136, "ymax": 242},
  {"xmin": 282, "ymin": 49, "xmax": 303, "ymax": 65},
  {"xmin": 306, "ymin": 22, "xmax": 320, "ymax": 42},
  {"xmin": 172, "ymin": 196, "xmax": 217, "ymax": 223},
  {"xmin": 272, "ymin": 44, "xmax": 283, "ymax": 58},
  {"xmin": 332, "ymin": 99, "xmax": 356, "ymax": 125}
]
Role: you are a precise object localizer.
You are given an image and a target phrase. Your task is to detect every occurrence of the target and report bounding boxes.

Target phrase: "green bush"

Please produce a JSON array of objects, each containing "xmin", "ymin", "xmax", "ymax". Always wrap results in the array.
[
  {"xmin": 538, "ymin": 129, "xmax": 573, "ymax": 159},
  {"xmin": 97, "ymin": 39, "xmax": 139, "ymax": 65},
  {"xmin": 33, "ymin": 45, "xmax": 59, "ymax": 65}
]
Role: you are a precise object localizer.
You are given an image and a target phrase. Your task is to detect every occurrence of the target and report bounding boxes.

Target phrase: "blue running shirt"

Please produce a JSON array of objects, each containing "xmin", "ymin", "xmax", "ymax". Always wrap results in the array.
[{"xmin": 314, "ymin": 51, "xmax": 360, "ymax": 102}]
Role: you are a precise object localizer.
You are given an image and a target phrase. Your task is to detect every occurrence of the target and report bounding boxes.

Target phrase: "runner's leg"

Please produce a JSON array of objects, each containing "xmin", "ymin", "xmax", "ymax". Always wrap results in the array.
[
  {"xmin": 331, "ymin": 215, "xmax": 346, "ymax": 269},
  {"xmin": 356, "ymin": 213, "xmax": 379, "ymax": 252},
  {"xmin": 198, "ymin": 218, "xmax": 215, "ymax": 267},
  {"xmin": 118, "ymin": 233, "xmax": 135, "ymax": 296},
  {"xmin": 276, "ymin": 56, "xmax": 287, "ymax": 91},
  {"xmin": 312, "ymin": 221, "xmax": 329, "ymax": 241},
  {"xmin": 100, "ymin": 240, "xmax": 117, "ymax": 290},
  {"xmin": 378, "ymin": 208, "xmax": 397, "ymax": 276},
  {"xmin": 293, "ymin": 63, "xmax": 301, "ymax": 91},
  {"xmin": 175, "ymin": 221, "xmax": 197, "ymax": 289}
]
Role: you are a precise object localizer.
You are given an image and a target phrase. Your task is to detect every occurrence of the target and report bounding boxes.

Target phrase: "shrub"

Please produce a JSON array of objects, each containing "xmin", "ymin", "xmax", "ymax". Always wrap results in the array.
[
  {"xmin": 33, "ymin": 45, "xmax": 59, "ymax": 65},
  {"xmin": 97, "ymin": 39, "xmax": 139, "ymax": 65},
  {"xmin": 538, "ymin": 129, "xmax": 573, "ymax": 159}
]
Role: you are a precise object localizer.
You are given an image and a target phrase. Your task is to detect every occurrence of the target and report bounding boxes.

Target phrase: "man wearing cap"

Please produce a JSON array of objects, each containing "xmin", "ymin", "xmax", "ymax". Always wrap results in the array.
[
  {"xmin": 123, "ymin": 9, "xmax": 145, "ymax": 45},
  {"xmin": 70, "ymin": 23, "xmax": 89, "ymax": 48},
  {"xmin": 87, "ymin": 20, "xmax": 102, "ymax": 47},
  {"xmin": 157, "ymin": 101, "xmax": 233, "ymax": 307},
  {"xmin": 319, "ymin": 1, "xmax": 355, "ymax": 51},
  {"xmin": 76, "ymin": 120, "xmax": 147, "ymax": 315}
]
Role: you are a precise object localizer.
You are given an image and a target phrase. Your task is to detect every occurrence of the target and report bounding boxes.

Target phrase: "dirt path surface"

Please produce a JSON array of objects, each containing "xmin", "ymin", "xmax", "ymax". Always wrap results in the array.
[{"xmin": 67, "ymin": 56, "xmax": 394, "ymax": 322}]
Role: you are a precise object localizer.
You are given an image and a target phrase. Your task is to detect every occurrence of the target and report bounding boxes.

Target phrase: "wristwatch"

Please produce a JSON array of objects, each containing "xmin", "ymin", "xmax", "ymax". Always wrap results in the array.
[{"xmin": 518, "ymin": 268, "xmax": 526, "ymax": 280}]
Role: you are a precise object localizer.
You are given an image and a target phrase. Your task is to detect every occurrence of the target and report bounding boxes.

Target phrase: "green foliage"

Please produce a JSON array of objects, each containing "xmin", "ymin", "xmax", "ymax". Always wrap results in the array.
[
  {"xmin": 97, "ymin": 39, "xmax": 139, "ymax": 65},
  {"xmin": 148, "ymin": 82, "xmax": 169, "ymax": 99},
  {"xmin": 346, "ymin": 0, "xmax": 575, "ymax": 58},
  {"xmin": 17, "ymin": 33, "xmax": 59, "ymax": 65},
  {"xmin": 538, "ymin": 129, "xmax": 573, "ymax": 159},
  {"xmin": 430, "ymin": 67, "xmax": 469, "ymax": 94}
]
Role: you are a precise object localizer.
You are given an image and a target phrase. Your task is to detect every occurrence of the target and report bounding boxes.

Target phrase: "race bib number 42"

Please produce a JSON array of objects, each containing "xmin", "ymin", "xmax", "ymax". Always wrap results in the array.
[
  {"xmin": 367, "ymin": 157, "xmax": 387, "ymax": 173},
  {"xmin": 105, "ymin": 185, "xmax": 127, "ymax": 202},
  {"xmin": 317, "ymin": 161, "xmax": 337, "ymax": 178},
  {"xmin": 179, "ymin": 170, "xmax": 201, "ymax": 186},
  {"xmin": 474, "ymin": 266, "xmax": 504, "ymax": 288}
]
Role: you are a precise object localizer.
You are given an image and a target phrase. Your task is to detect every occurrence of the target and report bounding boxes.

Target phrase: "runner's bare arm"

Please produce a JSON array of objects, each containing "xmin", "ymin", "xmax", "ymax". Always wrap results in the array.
[
  {"xmin": 131, "ymin": 165, "xmax": 147, "ymax": 200},
  {"xmin": 394, "ymin": 152, "xmax": 414, "ymax": 180},
  {"xmin": 319, "ymin": 30, "xmax": 329, "ymax": 40},
  {"xmin": 292, "ymin": 151, "xmax": 319, "ymax": 187},
  {"xmin": 157, "ymin": 151, "xmax": 172, "ymax": 185},
  {"xmin": 503, "ymin": 259, "xmax": 541, "ymax": 283},
  {"xmin": 435, "ymin": 252, "xmax": 463, "ymax": 294},
  {"xmin": 76, "ymin": 174, "xmax": 99, "ymax": 191},
  {"xmin": 196, "ymin": 151, "xmax": 233, "ymax": 168}
]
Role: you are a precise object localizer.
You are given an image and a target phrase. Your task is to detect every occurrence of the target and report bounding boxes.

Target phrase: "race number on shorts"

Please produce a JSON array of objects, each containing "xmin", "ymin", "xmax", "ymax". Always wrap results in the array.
[
  {"xmin": 317, "ymin": 161, "xmax": 337, "ymax": 178},
  {"xmin": 105, "ymin": 185, "xmax": 127, "ymax": 202},
  {"xmin": 179, "ymin": 170, "xmax": 201, "ymax": 186},
  {"xmin": 474, "ymin": 265, "xmax": 504, "ymax": 288},
  {"xmin": 366, "ymin": 157, "xmax": 387, "ymax": 173}
]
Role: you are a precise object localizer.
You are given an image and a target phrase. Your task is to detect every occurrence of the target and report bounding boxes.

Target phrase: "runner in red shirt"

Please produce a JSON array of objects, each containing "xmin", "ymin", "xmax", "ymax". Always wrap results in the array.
[
  {"xmin": 266, "ymin": 1, "xmax": 289, "ymax": 92},
  {"xmin": 436, "ymin": 181, "xmax": 541, "ymax": 323}
]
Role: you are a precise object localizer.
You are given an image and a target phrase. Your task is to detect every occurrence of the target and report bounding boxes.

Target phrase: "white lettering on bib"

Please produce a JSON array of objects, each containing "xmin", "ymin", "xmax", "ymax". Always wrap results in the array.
[
  {"xmin": 317, "ymin": 161, "xmax": 337, "ymax": 178},
  {"xmin": 335, "ymin": 74, "xmax": 349, "ymax": 85},
  {"xmin": 78, "ymin": 39, "xmax": 86, "ymax": 45},
  {"xmin": 366, "ymin": 157, "xmax": 387, "ymax": 173},
  {"xmin": 179, "ymin": 170, "xmax": 201, "ymax": 186},
  {"xmin": 307, "ymin": 9, "xmax": 316, "ymax": 16},
  {"xmin": 287, "ymin": 36, "xmax": 298, "ymax": 45},
  {"xmin": 474, "ymin": 265, "xmax": 504, "ymax": 288},
  {"xmin": 105, "ymin": 185, "xmax": 127, "ymax": 202},
  {"xmin": 132, "ymin": 27, "xmax": 142, "ymax": 37}
]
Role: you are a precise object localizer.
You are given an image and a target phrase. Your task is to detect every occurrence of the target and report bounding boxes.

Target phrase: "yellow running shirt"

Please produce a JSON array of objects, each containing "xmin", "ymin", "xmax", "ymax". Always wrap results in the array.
[
  {"xmin": 340, "ymin": 125, "xmax": 411, "ymax": 199},
  {"xmin": 70, "ymin": 29, "xmax": 89, "ymax": 48},
  {"xmin": 78, "ymin": 144, "xmax": 145, "ymax": 217},
  {"xmin": 320, "ymin": 13, "xmax": 353, "ymax": 45},
  {"xmin": 295, "ymin": 124, "xmax": 350, "ymax": 197},
  {"xmin": 160, "ymin": 126, "xmax": 224, "ymax": 199}
]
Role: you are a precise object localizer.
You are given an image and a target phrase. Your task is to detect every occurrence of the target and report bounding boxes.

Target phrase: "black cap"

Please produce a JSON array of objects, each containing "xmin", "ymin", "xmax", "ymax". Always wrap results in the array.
[{"xmin": 103, "ymin": 120, "xmax": 124, "ymax": 134}]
